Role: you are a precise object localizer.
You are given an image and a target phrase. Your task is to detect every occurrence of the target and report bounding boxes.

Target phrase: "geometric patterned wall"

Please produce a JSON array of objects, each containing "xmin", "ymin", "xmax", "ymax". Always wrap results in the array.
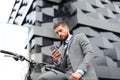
[
  {"xmin": 8, "ymin": 0, "xmax": 120, "ymax": 80},
  {"xmin": 73, "ymin": 26, "xmax": 120, "ymax": 80}
]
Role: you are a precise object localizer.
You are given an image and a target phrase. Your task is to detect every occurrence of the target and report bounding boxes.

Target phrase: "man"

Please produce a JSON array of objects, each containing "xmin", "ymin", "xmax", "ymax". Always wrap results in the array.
[{"xmin": 37, "ymin": 21, "xmax": 98, "ymax": 80}]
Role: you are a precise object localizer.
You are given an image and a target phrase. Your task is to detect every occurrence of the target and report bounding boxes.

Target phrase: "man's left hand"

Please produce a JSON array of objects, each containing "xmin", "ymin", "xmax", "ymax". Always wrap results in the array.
[{"xmin": 69, "ymin": 72, "xmax": 82, "ymax": 80}]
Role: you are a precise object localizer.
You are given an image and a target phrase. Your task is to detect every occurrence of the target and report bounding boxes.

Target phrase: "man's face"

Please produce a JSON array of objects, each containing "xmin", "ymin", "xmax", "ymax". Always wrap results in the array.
[{"xmin": 54, "ymin": 25, "xmax": 69, "ymax": 41}]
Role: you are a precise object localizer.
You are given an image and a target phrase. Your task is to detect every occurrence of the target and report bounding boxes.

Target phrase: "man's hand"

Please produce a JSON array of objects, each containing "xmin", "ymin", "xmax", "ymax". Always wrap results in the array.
[
  {"xmin": 51, "ymin": 50, "xmax": 61, "ymax": 62},
  {"xmin": 69, "ymin": 72, "xmax": 82, "ymax": 80}
]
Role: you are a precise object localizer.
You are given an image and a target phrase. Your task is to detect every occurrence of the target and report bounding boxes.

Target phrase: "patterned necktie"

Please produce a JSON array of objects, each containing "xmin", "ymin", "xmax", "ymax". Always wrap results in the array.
[
  {"xmin": 64, "ymin": 40, "xmax": 69, "ymax": 49},
  {"xmin": 59, "ymin": 41, "xmax": 69, "ymax": 70}
]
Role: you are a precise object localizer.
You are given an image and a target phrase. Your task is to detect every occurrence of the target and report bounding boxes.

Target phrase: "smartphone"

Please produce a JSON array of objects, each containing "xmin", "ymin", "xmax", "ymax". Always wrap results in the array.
[{"xmin": 49, "ymin": 46, "xmax": 58, "ymax": 51}]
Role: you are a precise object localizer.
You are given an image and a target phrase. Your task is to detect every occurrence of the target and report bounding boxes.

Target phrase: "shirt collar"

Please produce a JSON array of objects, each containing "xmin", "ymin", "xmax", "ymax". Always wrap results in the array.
[{"xmin": 65, "ymin": 35, "xmax": 72, "ymax": 44}]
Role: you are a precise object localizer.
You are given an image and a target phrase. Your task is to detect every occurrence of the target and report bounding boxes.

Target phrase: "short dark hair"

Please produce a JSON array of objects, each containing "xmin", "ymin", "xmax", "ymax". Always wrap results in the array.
[{"xmin": 53, "ymin": 21, "xmax": 68, "ymax": 29}]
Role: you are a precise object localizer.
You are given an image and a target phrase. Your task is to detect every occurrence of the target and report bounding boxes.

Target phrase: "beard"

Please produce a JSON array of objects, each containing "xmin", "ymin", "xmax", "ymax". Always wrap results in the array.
[{"xmin": 60, "ymin": 34, "xmax": 69, "ymax": 41}]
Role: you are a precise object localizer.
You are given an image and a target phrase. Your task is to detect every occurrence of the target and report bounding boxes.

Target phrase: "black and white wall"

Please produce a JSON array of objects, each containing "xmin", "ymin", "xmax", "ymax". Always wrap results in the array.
[{"xmin": 8, "ymin": 0, "xmax": 120, "ymax": 80}]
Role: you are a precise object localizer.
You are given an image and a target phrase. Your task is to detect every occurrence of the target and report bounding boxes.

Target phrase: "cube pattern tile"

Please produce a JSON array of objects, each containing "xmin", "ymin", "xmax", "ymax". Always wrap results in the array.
[{"xmin": 8, "ymin": 0, "xmax": 120, "ymax": 80}]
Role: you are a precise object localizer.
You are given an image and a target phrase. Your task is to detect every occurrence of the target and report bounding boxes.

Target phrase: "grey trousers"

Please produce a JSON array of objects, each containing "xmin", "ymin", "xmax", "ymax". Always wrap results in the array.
[{"xmin": 37, "ymin": 69, "xmax": 71, "ymax": 80}]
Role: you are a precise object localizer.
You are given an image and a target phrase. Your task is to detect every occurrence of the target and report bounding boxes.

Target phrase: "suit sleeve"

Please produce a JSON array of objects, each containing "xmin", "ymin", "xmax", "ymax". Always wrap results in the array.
[{"xmin": 78, "ymin": 33, "xmax": 94, "ymax": 74}]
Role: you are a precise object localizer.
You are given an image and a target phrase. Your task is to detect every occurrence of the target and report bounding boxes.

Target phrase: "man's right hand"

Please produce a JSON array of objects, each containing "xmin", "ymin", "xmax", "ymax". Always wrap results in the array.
[{"xmin": 51, "ymin": 50, "xmax": 61, "ymax": 62}]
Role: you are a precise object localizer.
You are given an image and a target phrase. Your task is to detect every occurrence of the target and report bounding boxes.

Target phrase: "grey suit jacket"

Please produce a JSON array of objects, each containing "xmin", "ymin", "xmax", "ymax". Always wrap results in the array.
[{"xmin": 59, "ymin": 33, "xmax": 98, "ymax": 80}]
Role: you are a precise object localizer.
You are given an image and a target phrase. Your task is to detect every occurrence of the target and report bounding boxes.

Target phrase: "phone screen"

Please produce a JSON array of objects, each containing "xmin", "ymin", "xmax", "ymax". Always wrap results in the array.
[{"xmin": 49, "ymin": 46, "xmax": 58, "ymax": 51}]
